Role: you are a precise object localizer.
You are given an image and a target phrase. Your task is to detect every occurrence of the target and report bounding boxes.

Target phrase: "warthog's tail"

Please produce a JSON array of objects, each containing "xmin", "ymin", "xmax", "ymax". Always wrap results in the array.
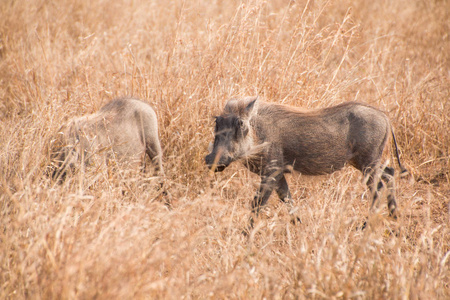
[{"xmin": 391, "ymin": 128, "xmax": 408, "ymax": 175}]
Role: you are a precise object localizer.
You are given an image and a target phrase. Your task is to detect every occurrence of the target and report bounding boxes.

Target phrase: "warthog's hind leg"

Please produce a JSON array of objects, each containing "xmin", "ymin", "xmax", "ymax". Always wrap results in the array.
[
  {"xmin": 382, "ymin": 166, "xmax": 397, "ymax": 218},
  {"xmin": 145, "ymin": 143, "xmax": 164, "ymax": 176},
  {"xmin": 365, "ymin": 166, "xmax": 397, "ymax": 218}
]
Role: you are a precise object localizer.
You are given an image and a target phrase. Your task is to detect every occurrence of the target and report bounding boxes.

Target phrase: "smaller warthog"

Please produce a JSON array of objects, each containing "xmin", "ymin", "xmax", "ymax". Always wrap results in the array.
[
  {"xmin": 205, "ymin": 97, "xmax": 406, "ymax": 224},
  {"xmin": 50, "ymin": 98, "xmax": 164, "ymax": 181}
]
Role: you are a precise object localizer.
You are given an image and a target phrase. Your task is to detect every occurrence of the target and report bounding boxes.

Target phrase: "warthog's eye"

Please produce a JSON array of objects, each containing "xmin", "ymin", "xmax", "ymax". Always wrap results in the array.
[
  {"xmin": 233, "ymin": 118, "xmax": 243, "ymax": 129},
  {"xmin": 234, "ymin": 118, "xmax": 248, "ymax": 138}
]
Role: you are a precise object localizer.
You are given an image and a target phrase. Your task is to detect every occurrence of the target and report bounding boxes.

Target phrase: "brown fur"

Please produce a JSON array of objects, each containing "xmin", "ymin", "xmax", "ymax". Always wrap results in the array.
[
  {"xmin": 50, "ymin": 98, "xmax": 164, "ymax": 181},
  {"xmin": 206, "ymin": 96, "xmax": 405, "ymax": 224}
]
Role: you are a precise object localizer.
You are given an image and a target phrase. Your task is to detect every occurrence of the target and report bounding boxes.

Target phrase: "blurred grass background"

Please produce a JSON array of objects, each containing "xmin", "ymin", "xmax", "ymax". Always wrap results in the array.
[{"xmin": 0, "ymin": 0, "xmax": 449, "ymax": 298}]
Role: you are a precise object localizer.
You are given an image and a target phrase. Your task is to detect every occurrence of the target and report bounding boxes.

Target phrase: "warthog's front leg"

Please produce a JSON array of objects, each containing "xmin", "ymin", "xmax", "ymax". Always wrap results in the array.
[
  {"xmin": 250, "ymin": 170, "xmax": 300, "ymax": 228},
  {"xmin": 250, "ymin": 153, "xmax": 282, "ymax": 214},
  {"xmin": 276, "ymin": 175, "xmax": 301, "ymax": 224},
  {"xmin": 251, "ymin": 175, "xmax": 277, "ymax": 216},
  {"xmin": 248, "ymin": 176, "xmax": 275, "ymax": 229}
]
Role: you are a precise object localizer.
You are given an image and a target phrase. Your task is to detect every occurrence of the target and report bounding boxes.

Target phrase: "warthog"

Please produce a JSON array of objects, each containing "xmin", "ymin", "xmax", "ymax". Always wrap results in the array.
[
  {"xmin": 205, "ymin": 97, "xmax": 406, "ymax": 224},
  {"xmin": 50, "ymin": 97, "xmax": 164, "ymax": 181}
]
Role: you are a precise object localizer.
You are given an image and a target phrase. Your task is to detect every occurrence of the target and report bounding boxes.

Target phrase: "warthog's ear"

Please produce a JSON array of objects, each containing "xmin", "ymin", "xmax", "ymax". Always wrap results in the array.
[{"xmin": 243, "ymin": 98, "xmax": 257, "ymax": 119}]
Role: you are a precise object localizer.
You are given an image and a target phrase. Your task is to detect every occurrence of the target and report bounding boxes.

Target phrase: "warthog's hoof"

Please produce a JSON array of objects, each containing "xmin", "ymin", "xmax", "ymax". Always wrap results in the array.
[
  {"xmin": 290, "ymin": 215, "xmax": 302, "ymax": 225},
  {"xmin": 241, "ymin": 227, "xmax": 251, "ymax": 237},
  {"xmin": 357, "ymin": 221, "xmax": 368, "ymax": 231},
  {"xmin": 288, "ymin": 206, "xmax": 301, "ymax": 225},
  {"xmin": 240, "ymin": 215, "xmax": 256, "ymax": 236}
]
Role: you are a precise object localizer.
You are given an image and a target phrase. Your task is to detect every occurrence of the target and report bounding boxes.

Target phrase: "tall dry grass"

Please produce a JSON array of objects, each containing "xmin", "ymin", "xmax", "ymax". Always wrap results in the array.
[{"xmin": 1, "ymin": 0, "xmax": 449, "ymax": 298}]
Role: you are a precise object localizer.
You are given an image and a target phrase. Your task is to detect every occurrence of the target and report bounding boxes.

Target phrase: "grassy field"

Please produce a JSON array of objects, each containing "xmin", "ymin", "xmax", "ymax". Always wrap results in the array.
[{"xmin": 1, "ymin": 0, "xmax": 449, "ymax": 298}]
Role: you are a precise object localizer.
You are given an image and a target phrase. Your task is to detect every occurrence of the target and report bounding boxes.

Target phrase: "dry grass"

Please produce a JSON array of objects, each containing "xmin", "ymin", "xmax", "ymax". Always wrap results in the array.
[{"xmin": 1, "ymin": 0, "xmax": 449, "ymax": 298}]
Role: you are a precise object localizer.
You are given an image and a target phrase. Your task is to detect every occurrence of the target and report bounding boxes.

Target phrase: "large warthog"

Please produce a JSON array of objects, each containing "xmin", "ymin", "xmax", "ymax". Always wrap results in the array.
[
  {"xmin": 50, "ymin": 98, "xmax": 164, "ymax": 181},
  {"xmin": 205, "ymin": 97, "xmax": 406, "ymax": 224}
]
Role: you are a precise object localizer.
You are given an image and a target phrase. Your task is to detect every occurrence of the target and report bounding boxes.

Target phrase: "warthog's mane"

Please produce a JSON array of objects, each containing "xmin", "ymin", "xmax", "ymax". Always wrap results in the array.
[
  {"xmin": 236, "ymin": 142, "xmax": 270, "ymax": 162},
  {"xmin": 224, "ymin": 96, "xmax": 328, "ymax": 120},
  {"xmin": 223, "ymin": 96, "xmax": 259, "ymax": 117}
]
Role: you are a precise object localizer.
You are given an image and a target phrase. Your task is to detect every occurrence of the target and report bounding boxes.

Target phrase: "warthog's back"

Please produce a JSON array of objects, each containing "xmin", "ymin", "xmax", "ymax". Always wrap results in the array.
[
  {"xmin": 92, "ymin": 98, "xmax": 160, "ymax": 162},
  {"xmin": 51, "ymin": 98, "xmax": 163, "ymax": 179},
  {"xmin": 253, "ymin": 101, "xmax": 390, "ymax": 175}
]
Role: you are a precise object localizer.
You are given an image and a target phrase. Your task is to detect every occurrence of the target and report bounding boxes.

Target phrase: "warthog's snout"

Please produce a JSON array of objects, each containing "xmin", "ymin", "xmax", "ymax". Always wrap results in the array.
[{"xmin": 205, "ymin": 148, "xmax": 232, "ymax": 172}]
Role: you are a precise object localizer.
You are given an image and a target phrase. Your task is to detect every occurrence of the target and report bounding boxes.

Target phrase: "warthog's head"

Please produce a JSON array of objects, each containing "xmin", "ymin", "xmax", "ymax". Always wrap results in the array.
[
  {"xmin": 49, "ymin": 121, "xmax": 88, "ymax": 182},
  {"xmin": 205, "ymin": 97, "xmax": 257, "ymax": 172},
  {"xmin": 50, "ymin": 144, "xmax": 79, "ymax": 181}
]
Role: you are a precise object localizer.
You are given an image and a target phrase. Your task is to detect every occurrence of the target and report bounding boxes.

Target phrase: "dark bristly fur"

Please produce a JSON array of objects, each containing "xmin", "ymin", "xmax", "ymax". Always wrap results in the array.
[
  {"xmin": 205, "ymin": 96, "xmax": 406, "ymax": 225},
  {"xmin": 50, "ymin": 98, "xmax": 164, "ymax": 181}
]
